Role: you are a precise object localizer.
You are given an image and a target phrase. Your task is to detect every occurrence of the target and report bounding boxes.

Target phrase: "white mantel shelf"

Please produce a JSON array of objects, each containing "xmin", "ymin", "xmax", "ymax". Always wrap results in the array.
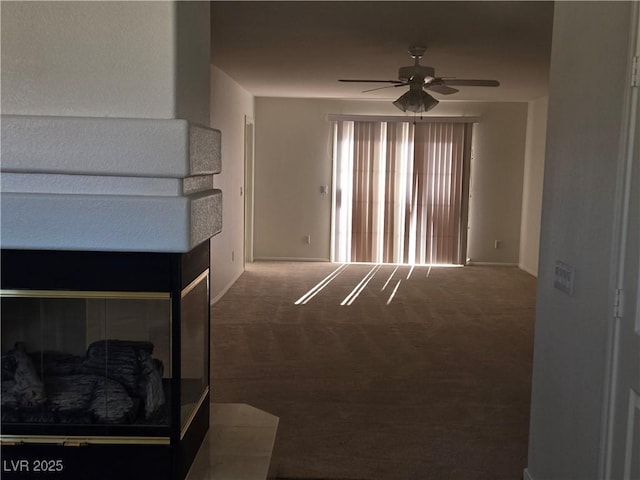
[{"xmin": 1, "ymin": 115, "xmax": 222, "ymax": 253}]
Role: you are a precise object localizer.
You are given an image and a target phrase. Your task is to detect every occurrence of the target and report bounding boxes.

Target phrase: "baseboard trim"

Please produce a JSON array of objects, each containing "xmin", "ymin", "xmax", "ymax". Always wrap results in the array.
[
  {"xmin": 253, "ymin": 256, "xmax": 331, "ymax": 262},
  {"xmin": 466, "ymin": 261, "xmax": 519, "ymax": 267},
  {"xmin": 518, "ymin": 263, "xmax": 538, "ymax": 278},
  {"xmin": 210, "ymin": 268, "xmax": 244, "ymax": 305},
  {"xmin": 523, "ymin": 468, "xmax": 534, "ymax": 480}
]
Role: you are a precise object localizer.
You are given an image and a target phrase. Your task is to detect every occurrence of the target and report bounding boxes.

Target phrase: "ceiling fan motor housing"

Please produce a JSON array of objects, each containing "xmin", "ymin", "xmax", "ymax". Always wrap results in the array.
[{"xmin": 398, "ymin": 65, "xmax": 435, "ymax": 82}]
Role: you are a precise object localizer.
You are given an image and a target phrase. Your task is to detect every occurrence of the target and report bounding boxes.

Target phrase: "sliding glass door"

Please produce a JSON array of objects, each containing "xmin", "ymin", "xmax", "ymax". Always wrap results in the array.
[{"xmin": 332, "ymin": 119, "xmax": 472, "ymax": 265}]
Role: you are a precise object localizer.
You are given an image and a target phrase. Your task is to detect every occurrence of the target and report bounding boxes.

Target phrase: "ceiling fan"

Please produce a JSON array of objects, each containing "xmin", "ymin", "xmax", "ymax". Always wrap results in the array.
[{"xmin": 339, "ymin": 46, "xmax": 500, "ymax": 113}]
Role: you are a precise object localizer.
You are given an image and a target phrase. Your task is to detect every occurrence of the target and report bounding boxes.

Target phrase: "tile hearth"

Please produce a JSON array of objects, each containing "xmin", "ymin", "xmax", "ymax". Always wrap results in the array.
[{"xmin": 186, "ymin": 404, "xmax": 278, "ymax": 480}]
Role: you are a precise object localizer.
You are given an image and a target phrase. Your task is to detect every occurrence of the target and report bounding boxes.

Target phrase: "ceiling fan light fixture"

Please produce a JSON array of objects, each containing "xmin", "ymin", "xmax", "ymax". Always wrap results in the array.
[{"xmin": 393, "ymin": 89, "xmax": 439, "ymax": 113}]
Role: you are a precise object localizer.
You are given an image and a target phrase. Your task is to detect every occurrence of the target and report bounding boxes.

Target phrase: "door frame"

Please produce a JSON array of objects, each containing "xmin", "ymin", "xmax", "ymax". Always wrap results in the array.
[
  {"xmin": 601, "ymin": 2, "xmax": 640, "ymax": 476},
  {"xmin": 244, "ymin": 115, "xmax": 255, "ymax": 264}
]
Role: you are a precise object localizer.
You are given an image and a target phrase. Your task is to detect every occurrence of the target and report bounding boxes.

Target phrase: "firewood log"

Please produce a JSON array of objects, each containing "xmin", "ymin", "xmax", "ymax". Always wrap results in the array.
[
  {"xmin": 45, "ymin": 374, "xmax": 97, "ymax": 413},
  {"xmin": 1, "ymin": 380, "xmax": 20, "ymax": 409},
  {"xmin": 7, "ymin": 342, "xmax": 46, "ymax": 407},
  {"xmin": 139, "ymin": 351, "xmax": 165, "ymax": 419},
  {"xmin": 88, "ymin": 377, "xmax": 139, "ymax": 424}
]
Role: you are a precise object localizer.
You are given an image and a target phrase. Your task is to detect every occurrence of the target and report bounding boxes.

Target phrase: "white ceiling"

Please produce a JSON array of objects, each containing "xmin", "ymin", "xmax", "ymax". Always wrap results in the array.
[{"xmin": 211, "ymin": 1, "xmax": 555, "ymax": 103}]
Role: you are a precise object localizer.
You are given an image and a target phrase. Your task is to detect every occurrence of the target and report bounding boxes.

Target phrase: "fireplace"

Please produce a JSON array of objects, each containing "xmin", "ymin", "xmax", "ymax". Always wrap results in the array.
[
  {"xmin": 1, "ymin": 242, "xmax": 210, "ymax": 479},
  {"xmin": 0, "ymin": 115, "xmax": 222, "ymax": 480}
]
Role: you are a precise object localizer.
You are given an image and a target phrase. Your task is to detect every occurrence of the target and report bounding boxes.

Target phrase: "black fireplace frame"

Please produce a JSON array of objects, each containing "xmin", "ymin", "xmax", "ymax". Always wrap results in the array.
[{"xmin": 0, "ymin": 241, "xmax": 210, "ymax": 480}]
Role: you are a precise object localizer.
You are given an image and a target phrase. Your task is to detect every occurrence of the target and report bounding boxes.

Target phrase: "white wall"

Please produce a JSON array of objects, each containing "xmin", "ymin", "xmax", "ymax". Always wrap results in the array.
[
  {"xmin": 526, "ymin": 2, "xmax": 634, "ymax": 479},
  {"xmin": 253, "ymin": 98, "xmax": 528, "ymax": 264},
  {"xmin": 254, "ymin": 98, "xmax": 335, "ymax": 261},
  {"xmin": 1, "ymin": 1, "xmax": 210, "ymax": 124},
  {"xmin": 519, "ymin": 96, "xmax": 548, "ymax": 277},
  {"xmin": 466, "ymin": 102, "xmax": 528, "ymax": 264},
  {"xmin": 175, "ymin": 1, "xmax": 212, "ymax": 126},
  {"xmin": 210, "ymin": 66, "xmax": 255, "ymax": 301}
]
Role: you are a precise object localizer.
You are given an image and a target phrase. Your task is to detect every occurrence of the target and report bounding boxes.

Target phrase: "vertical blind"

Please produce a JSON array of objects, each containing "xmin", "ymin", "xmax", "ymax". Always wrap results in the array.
[{"xmin": 333, "ymin": 120, "xmax": 472, "ymax": 265}]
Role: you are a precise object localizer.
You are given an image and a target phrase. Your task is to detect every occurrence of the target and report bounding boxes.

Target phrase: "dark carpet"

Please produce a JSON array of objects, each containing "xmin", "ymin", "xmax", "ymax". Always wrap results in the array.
[{"xmin": 211, "ymin": 261, "xmax": 536, "ymax": 480}]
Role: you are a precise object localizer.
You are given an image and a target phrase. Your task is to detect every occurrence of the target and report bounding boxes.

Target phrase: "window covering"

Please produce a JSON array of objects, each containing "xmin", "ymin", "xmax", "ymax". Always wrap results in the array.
[{"xmin": 333, "ymin": 120, "xmax": 472, "ymax": 264}]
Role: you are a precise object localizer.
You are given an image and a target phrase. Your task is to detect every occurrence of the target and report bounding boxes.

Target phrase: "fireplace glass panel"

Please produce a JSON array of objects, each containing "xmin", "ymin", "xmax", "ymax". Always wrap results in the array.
[
  {"xmin": 1, "ymin": 291, "xmax": 171, "ymax": 430},
  {"xmin": 180, "ymin": 273, "xmax": 209, "ymax": 434}
]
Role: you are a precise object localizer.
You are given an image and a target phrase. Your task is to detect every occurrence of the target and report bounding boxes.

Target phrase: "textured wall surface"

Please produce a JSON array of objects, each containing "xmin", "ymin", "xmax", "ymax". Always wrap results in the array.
[
  {"xmin": 1, "ymin": 2, "xmax": 175, "ymax": 119},
  {"xmin": 1, "ymin": 2, "xmax": 210, "ymax": 123},
  {"xmin": 526, "ymin": 2, "xmax": 634, "ymax": 478}
]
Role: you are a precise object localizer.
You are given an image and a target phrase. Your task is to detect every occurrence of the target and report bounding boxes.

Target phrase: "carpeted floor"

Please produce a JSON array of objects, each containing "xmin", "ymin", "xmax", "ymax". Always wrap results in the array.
[{"xmin": 211, "ymin": 261, "xmax": 537, "ymax": 480}]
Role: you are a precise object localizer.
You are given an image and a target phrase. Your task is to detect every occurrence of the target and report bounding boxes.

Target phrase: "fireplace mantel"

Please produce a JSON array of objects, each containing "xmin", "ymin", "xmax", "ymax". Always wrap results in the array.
[{"xmin": 0, "ymin": 115, "xmax": 222, "ymax": 252}]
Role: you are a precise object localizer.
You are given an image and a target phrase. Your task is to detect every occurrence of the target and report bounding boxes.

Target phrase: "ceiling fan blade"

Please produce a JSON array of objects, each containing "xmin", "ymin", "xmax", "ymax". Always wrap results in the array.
[
  {"xmin": 426, "ymin": 84, "xmax": 459, "ymax": 95},
  {"xmin": 441, "ymin": 79, "xmax": 500, "ymax": 87},
  {"xmin": 339, "ymin": 79, "xmax": 405, "ymax": 84},
  {"xmin": 362, "ymin": 83, "xmax": 407, "ymax": 93}
]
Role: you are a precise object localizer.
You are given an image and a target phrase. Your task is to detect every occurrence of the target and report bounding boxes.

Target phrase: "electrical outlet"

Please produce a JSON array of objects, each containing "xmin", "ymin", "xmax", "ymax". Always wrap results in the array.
[
  {"xmin": 494, "ymin": 240, "xmax": 501, "ymax": 249},
  {"xmin": 304, "ymin": 235, "xmax": 311, "ymax": 244}
]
